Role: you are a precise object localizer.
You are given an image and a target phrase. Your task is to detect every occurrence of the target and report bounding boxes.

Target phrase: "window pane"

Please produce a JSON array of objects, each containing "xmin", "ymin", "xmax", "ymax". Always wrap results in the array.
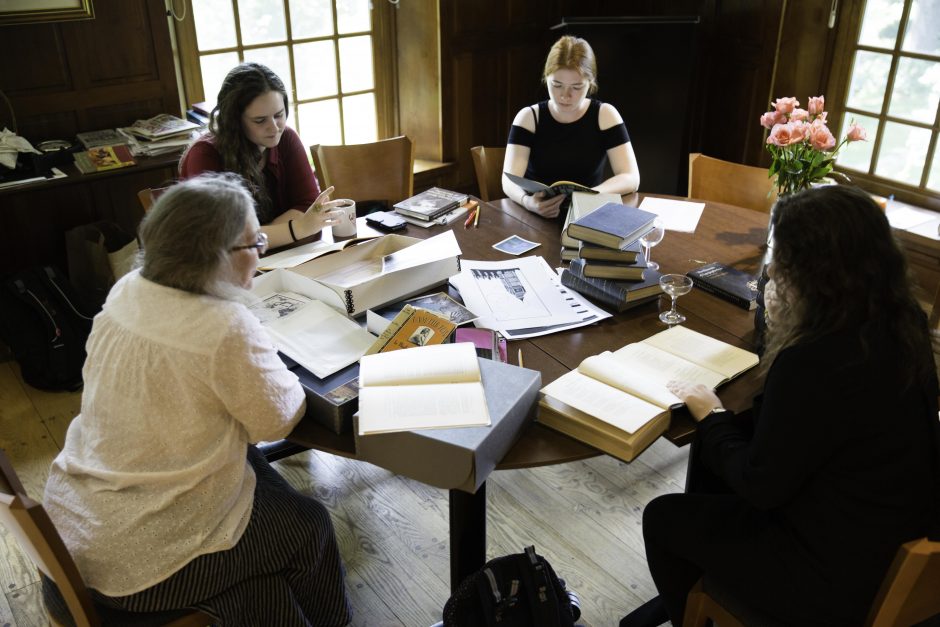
[
  {"xmin": 298, "ymin": 99, "xmax": 343, "ymax": 148},
  {"xmin": 858, "ymin": 0, "xmax": 903, "ymax": 49},
  {"xmin": 243, "ymin": 46, "xmax": 293, "ymax": 101},
  {"xmin": 200, "ymin": 52, "xmax": 241, "ymax": 106},
  {"xmin": 295, "ymin": 41, "xmax": 338, "ymax": 99},
  {"xmin": 343, "ymin": 94, "xmax": 377, "ymax": 145},
  {"xmin": 192, "ymin": 0, "xmax": 237, "ymax": 50},
  {"xmin": 238, "ymin": 0, "xmax": 287, "ymax": 46},
  {"xmin": 875, "ymin": 121, "xmax": 932, "ymax": 185},
  {"xmin": 339, "ymin": 36, "xmax": 374, "ymax": 93},
  {"xmin": 846, "ymin": 50, "xmax": 892, "ymax": 114},
  {"xmin": 902, "ymin": 0, "xmax": 940, "ymax": 56},
  {"xmin": 888, "ymin": 58, "xmax": 940, "ymax": 124},
  {"xmin": 290, "ymin": 0, "xmax": 333, "ymax": 39},
  {"xmin": 337, "ymin": 0, "xmax": 370, "ymax": 34},
  {"xmin": 836, "ymin": 114, "xmax": 879, "ymax": 173},
  {"xmin": 928, "ymin": 148, "xmax": 940, "ymax": 191}
]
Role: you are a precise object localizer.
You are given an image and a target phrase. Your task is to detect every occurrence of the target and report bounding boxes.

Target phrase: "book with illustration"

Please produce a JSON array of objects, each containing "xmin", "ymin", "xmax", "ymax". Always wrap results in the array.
[
  {"xmin": 73, "ymin": 144, "xmax": 136, "ymax": 174},
  {"xmin": 365, "ymin": 304, "xmax": 458, "ymax": 354},
  {"xmin": 393, "ymin": 187, "xmax": 469, "ymax": 221}
]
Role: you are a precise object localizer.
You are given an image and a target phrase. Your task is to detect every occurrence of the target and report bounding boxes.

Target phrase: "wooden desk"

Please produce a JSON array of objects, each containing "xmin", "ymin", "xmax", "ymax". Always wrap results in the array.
[{"xmin": 285, "ymin": 194, "xmax": 769, "ymax": 590}]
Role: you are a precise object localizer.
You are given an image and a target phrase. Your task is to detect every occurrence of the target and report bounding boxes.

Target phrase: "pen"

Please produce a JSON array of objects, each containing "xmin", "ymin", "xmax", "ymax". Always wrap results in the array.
[
  {"xmin": 464, "ymin": 208, "xmax": 477, "ymax": 228},
  {"xmin": 517, "ymin": 348, "xmax": 524, "ymax": 368},
  {"xmin": 473, "ymin": 204, "xmax": 481, "ymax": 228}
]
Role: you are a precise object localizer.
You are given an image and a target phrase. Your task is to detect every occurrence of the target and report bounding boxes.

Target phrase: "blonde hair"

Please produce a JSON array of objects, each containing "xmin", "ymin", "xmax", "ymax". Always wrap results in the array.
[{"xmin": 542, "ymin": 35, "xmax": 598, "ymax": 94}]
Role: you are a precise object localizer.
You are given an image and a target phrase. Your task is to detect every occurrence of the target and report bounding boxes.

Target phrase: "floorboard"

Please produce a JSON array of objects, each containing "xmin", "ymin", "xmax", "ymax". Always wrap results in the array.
[{"xmin": 0, "ymin": 366, "xmax": 687, "ymax": 627}]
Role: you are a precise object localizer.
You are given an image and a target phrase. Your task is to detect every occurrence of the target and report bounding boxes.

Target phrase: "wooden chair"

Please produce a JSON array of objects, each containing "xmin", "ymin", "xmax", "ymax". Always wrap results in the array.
[
  {"xmin": 688, "ymin": 152, "xmax": 778, "ymax": 213},
  {"xmin": 469, "ymin": 145, "xmax": 507, "ymax": 201},
  {"xmin": 0, "ymin": 449, "xmax": 212, "ymax": 627},
  {"xmin": 683, "ymin": 537, "xmax": 940, "ymax": 627},
  {"xmin": 137, "ymin": 186, "xmax": 171, "ymax": 214},
  {"xmin": 310, "ymin": 136, "xmax": 414, "ymax": 205}
]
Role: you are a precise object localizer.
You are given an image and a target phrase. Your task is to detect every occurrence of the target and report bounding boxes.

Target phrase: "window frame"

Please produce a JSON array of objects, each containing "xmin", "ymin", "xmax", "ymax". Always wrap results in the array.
[
  {"xmin": 827, "ymin": 0, "xmax": 940, "ymax": 211},
  {"xmin": 172, "ymin": 0, "xmax": 398, "ymax": 145}
]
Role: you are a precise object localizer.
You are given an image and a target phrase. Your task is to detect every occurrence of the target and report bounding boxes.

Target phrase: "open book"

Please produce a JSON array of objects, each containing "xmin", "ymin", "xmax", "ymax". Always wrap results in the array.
[
  {"xmin": 358, "ymin": 342, "xmax": 491, "ymax": 435},
  {"xmin": 539, "ymin": 326, "xmax": 759, "ymax": 461},
  {"xmin": 504, "ymin": 172, "xmax": 596, "ymax": 198}
]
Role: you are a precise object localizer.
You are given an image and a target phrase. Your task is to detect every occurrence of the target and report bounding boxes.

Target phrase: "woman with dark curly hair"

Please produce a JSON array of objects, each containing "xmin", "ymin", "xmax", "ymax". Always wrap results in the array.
[
  {"xmin": 180, "ymin": 62, "xmax": 346, "ymax": 249},
  {"xmin": 622, "ymin": 185, "xmax": 940, "ymax": 626}
]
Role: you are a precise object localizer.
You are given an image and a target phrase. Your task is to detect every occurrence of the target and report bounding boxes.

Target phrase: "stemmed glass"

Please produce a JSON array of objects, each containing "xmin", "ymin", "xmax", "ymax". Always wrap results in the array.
[
  {"xmin": 639, "ymin": 218, "xmax": 665, "ymax": 271},
  {"xmin": 659, "ymin": 274, "xmax": 694, "ymax": 325}
]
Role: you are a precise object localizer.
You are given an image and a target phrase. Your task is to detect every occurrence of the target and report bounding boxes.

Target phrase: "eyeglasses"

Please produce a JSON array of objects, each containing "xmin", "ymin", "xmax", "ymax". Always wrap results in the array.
[{"xmin": 231, "ymin": 231, "xmax": 268, "ymax": 255}]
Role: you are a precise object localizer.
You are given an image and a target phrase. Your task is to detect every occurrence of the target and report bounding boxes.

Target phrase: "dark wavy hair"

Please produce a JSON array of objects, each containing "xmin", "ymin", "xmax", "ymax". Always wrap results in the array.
[
  {"xmin": 763, "ymin": 185, "xmax": 933, "ymax": 390},
  {"xmin": 207, "ymin": 62, "xmax": 288, "ymax": 223}
]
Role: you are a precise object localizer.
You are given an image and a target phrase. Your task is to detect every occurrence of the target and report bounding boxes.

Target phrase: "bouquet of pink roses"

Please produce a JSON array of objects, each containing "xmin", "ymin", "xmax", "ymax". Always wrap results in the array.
[{"xmin": 760, "ymin": 96, "xmax": 866, "ymax": 195}]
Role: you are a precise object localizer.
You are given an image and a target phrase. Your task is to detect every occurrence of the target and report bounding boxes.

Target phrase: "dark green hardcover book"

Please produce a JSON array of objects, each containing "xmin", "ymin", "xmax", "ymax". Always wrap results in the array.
[
  {"xmin": 566, "ymin": 202, "xmax": 657, "ymax": 250},
  {"xmin": 562, "ymin": 259, "xmax": 662, "ymax": 312}
]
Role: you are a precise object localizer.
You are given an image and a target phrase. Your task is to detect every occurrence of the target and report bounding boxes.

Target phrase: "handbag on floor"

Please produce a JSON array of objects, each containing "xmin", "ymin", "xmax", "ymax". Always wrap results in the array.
[{"xmin": 442, "ymin": 545, "xmax": 581, "ymax": 626}]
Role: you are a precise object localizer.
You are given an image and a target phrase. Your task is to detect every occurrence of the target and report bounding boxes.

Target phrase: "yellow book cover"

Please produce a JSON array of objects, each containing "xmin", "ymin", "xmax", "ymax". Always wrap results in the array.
[{"xmin": 365, "ymin": 304, "xmax": 457, "ymax": 354}]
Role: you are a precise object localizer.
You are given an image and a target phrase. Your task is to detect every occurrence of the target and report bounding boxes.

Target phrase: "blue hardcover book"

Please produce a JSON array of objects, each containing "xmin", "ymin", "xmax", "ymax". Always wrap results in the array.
[
  {"xmin": 562, "ymin": 259, "xmax": 662, "ymax": 312},
  {"xmin": 686, "ymin": 262, "xmax": 758, "ymax": 311},
  {"xmin": 566, "ymin": 203, "xmax": 657, "ymax": 250}
]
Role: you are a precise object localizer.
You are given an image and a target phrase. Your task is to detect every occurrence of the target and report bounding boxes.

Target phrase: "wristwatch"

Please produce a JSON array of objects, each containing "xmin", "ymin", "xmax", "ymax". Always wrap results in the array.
[{"xmin": 705, "ymin": 407, "xmax": 727, "ymax": 416}]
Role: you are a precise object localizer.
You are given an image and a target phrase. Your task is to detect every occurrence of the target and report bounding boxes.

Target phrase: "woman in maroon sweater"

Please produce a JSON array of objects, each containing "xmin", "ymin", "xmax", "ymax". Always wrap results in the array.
[{"xmin": 180, "ymin": 62, "xmax": 345, "ymax": 249}]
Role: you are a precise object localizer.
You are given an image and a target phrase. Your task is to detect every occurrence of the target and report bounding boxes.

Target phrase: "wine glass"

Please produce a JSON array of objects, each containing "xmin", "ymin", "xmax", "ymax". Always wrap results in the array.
[
  {"xmin": 659, "ymin": 274, "xmax": 694, "ymax": 325},
  {"xmin": 639, "ymin": 218, "xmax": 665, "ymax": 271}
]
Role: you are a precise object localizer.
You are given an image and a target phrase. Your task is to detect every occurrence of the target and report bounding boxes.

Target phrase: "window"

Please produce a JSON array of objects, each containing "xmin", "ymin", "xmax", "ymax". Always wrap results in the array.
[
  {"xmin": 174, "ymin": 0, "xmax": 397, "ymax": 149},
  {"xmin": 829, "ymin": 0, "xmax": 940, "ymax": 208}
]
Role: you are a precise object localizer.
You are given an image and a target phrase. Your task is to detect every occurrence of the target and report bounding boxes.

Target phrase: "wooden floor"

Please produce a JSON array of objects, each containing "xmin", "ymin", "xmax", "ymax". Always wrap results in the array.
[{"xmin": 0, "ymin": 358, "xmax": 687, "ymax": 627}]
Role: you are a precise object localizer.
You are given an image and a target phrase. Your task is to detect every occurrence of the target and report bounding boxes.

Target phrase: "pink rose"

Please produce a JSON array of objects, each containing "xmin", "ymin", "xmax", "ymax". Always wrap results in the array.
[
  {"xmin": 807, "ymin": 96, "xmax": 825, "ymax": 115},
  {"xmin": 808, "ymin": 121, "xmax": 836, "ymax": 151},
  {"xmin": 773, "ymin": 97, "xmax": 799, "ymax": 114},
  {"xmin": 759, "ymin": 110, "xmax": 787, "ymax": 129},
  {"xmin": 767, "ymin": 123, "xmax": 795, "ymax": 146},
  {"xmin": 846, "ymin": 123, "xmax": 867, "ymax": 142},
  {"xmin": 790, "ymin": 108, "xmax": 810, "ymax": 122}
]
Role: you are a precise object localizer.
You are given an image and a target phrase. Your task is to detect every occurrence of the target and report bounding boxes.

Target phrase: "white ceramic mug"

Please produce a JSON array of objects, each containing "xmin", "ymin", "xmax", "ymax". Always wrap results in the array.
[{"xmin": 331, "ymin": 199, "xmax": 357, "ymax": 237}]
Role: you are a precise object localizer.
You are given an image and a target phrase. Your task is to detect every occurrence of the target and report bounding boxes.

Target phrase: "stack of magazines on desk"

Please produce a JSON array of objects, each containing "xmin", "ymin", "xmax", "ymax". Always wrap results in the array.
[{"xmin": 119, "ymin": 113, "xmax": 205, "ymax": 157}]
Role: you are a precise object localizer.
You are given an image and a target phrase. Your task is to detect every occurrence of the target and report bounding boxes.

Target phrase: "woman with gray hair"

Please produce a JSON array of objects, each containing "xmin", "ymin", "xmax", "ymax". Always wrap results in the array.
[{"xmin": 43, "ymin": 173, "xmax": 351, "ymax": 626}]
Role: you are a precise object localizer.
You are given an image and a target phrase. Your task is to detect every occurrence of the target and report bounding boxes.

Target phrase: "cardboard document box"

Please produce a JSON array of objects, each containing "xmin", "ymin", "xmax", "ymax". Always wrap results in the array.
[
  {"xmin": 288, "ymin": 357, "xmax": 359, "ymax": 435},
  {"xmin": 354, "ymin": 358, "xmax": 541, "ymax": 493},
  {"xmin": 288, "ymin": 231, "xmax": 462, "ymax": 316}
]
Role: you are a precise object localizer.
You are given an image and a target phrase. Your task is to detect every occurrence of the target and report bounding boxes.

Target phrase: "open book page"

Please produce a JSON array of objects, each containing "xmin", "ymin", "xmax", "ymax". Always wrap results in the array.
[
  {"xmin": 257, "ymin": 236, "xmax": 377, "ymax": 271},
  {"xmin": 358, "ymin": 381, "xmax": 490, "ymax": 434},
  {"xmin": 579, "ymin": 350, "xmax": 682, "ymax": 409},
  {"xmin": 540, "ymin": 370, "xmax": 663, "ymax": 434},
  {"xmin": 249, "ymin": 293, "xmax": 374, "ymax": 378},
  {"xmin": 642, "ymin": 325, "xmax": 759, "ymax": 380},
  {"xmin": 358, "ymin": 343, "xmax": 490, "ymax": 434},
  {"xmin": 603, "ymin": 342, "xmax": 727, "ymax": 391},
  {"xmin": 358, "ymin": 342, "xmax": 481, "ymax": 387}
]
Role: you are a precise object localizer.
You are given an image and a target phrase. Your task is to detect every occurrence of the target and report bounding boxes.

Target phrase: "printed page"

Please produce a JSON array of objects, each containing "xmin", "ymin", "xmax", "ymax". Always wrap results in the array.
[
  {"xmin": 357, "ymin": 381, "xmax": 490, "ymax": 435},
  {"xmin": 579, "ymin": 348, "xmax": 689, "ymax": 408},
  {"xmin": 602, "ymin": 343, "xmax": 727, "ymax": 394},
  {"xmin": 257, "ymin": 237, "xmax": 377, "ymax": 271},
  {"xmin": 358, "ymin": 342, "xmax": 481, "ymax": 387},
  {"xmin": 642, "ymin": 325, "xmax": 759, "ymax": 380},
  {"xmin": 250, "ymin": 294, "xmax": 374, "ymax": 378},
  {"xmin": 541, "ymin": 370, "xmax": 663, "ymax": 434}
]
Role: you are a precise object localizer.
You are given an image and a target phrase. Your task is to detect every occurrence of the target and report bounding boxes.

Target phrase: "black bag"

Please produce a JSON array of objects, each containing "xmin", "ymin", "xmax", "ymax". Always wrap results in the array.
[
  {"xmin": 0, "ymin": 266, "xmax": 95, "ymax": 391},
  {"xmin": 442, "ymin": 545, "xmax": 581, "ymax": 627}
]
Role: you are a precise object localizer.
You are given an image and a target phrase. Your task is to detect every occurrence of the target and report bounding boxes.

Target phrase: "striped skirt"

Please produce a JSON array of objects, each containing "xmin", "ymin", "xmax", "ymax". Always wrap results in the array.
[{"xmin": 48, "ymin": 446, "xmax": 352, "ymax": 626}]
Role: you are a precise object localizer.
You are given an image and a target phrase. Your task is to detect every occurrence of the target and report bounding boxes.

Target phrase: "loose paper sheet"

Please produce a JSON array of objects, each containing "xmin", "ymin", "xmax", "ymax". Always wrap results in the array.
[
  {"xmin": 450, "ymin": 256, "xmax": 601, "ymax": 339},
  {"xmin": 638, "ymin": 197, "xmax": 706, "ymax": 233}
]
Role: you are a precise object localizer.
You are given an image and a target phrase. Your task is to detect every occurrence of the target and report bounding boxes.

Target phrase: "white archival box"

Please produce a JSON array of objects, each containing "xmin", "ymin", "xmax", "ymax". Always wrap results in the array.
[{"xmin": 286, "ymin": 231, "xmax": 462, "ymax": 316}]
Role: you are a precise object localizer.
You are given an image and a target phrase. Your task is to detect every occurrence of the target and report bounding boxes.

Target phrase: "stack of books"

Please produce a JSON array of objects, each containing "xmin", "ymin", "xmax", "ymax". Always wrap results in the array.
[
  {"xmin": 393, "ymin": 187, "xmax": 469, "ymax": 222},
  {"xmin": 560, "ymin": 203, "xmax": 661, "ymax": 312},
  {"xmin": 120, "ymin": 113, "xmax": 205, "ymax": 157},
  {"xmin": 560, "ymin": 191, "xmax": 621, "ymax": 260}
]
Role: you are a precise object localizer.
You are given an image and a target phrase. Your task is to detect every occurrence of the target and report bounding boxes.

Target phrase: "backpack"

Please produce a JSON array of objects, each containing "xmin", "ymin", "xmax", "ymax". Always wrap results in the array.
[
  {"xmin": 442, "ymin": 545, "xmax": 581, "ymax": 627},
  {"xmin": 0, "ymin": 266, "xmax": 96, "ymax": 391}
]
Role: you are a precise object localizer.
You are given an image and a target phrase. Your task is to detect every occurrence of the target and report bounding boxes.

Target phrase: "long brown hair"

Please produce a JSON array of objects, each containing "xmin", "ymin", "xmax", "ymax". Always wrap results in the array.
[
  {"xmin": 208, "ymin": 62, "xmax": 288, "ymax": 223},
  {"xmin": 762, "ymin": 185, "xmax": 933, "ymax": 390}
]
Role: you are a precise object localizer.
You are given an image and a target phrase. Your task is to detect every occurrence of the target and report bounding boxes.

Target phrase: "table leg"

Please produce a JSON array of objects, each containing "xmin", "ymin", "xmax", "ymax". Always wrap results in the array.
[{"xmin": 448, "ymin": 482, "xmax": 487, "ymax": 593}]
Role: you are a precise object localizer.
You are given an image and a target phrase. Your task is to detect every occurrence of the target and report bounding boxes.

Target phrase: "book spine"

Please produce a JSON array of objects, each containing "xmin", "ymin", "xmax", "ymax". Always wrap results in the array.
[
  {"xmin": 561, "ymin": 270, "xmax": 626, "ymax": 310},
  {"xmin": 688, "ymin": 275, "xmax": 754, "ymax": 310}
]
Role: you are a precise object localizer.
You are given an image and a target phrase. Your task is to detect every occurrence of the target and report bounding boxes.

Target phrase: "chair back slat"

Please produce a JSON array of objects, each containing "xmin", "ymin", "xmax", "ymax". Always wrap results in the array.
[
  {"xmin": 311, "ymin": 136, "xmax": 414, "ymax": 205},
  {"xmin": 688, "ymin": 152, "xmax": 777, "ymax": 213},
  {"xmin": 470, "ymin": 145, "xmax": 507, "ymax": 202}
]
